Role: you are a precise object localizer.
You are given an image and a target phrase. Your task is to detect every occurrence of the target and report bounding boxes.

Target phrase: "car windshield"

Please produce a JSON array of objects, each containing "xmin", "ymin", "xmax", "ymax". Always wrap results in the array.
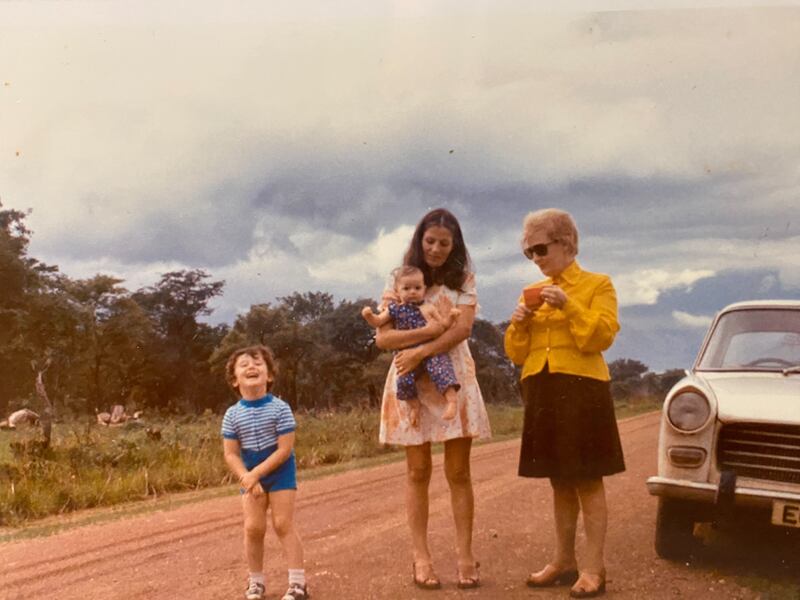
[{"xmin": 697, "ymin": 308, "xmax": 800, "ymax": 371}]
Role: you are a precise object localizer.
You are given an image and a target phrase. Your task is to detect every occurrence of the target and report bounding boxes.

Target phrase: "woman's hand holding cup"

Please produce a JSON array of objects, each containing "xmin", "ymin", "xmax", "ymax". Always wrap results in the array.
[{"xmin": 511, "ymin": 303, "xmax": 534, "ymax": 323}]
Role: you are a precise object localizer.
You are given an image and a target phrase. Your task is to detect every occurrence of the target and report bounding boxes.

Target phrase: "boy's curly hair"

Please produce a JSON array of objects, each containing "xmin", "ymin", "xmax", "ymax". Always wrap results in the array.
[{"xmin": 225, "ymin": 344, "xmax": 279, "ymax": 392}]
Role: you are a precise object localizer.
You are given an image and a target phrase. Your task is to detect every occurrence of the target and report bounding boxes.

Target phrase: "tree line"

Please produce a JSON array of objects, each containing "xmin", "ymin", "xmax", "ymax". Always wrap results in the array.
[{"xmin": 1, "ymin": 203, "xmax": 679, "ymax": 420}]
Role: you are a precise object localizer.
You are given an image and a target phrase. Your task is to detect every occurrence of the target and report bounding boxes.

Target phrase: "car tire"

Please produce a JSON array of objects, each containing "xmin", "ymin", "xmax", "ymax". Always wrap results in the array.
[{"xmin": 654, "ymin": 497, "xmax": 698, "ymax": 559}]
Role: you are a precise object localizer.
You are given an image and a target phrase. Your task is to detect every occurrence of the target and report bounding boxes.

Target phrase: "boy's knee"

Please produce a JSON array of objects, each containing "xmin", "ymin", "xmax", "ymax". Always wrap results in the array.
[
  {"xmin": 271, "ymin": 515, "xmax": 294, "ymax": 538},
  {"xmin": 244, "ymin": 521, "xmax": 266, "ymax": 540}
]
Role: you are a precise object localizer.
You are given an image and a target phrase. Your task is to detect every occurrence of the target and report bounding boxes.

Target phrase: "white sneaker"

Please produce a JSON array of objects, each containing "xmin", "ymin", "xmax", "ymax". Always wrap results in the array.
[
  {"xmin": 281, "ymin": 582, "xmax": 309, "ymax": 599},
  {"xmin": 245, "ymin": 580, "xmax": 265, "ymax": 600}
]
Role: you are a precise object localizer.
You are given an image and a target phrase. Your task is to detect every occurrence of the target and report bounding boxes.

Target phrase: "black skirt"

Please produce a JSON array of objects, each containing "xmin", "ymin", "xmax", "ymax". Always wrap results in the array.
[{"xmin": 518, "ymin": 364, "xmax": 625, "ymax": 479}]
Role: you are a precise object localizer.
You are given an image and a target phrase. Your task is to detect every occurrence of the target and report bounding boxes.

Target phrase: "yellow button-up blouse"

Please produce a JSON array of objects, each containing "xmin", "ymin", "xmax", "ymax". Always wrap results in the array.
[{"xmin": 504, "ymin": 261, "xmax": 620, "ymax": 382}]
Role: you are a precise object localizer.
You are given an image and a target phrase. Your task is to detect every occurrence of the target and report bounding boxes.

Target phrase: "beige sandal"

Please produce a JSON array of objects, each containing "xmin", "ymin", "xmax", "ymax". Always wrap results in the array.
[{"xmin": 412, "ymin": 562, "xmax": 441, "ymax": 590}]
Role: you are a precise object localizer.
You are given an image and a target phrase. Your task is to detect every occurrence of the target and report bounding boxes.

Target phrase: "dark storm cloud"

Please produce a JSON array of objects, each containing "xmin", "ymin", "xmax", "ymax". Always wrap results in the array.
[{"xmin": 43, "ymin": 187, "xmax": 259, "ymax": 267}]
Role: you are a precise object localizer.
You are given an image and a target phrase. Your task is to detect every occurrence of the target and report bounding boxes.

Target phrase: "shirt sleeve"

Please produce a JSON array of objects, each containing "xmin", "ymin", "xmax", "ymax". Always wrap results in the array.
[
  {"xmin": 456, "ymin": 272, "xmax": 478, "ymax": 306},
  {"xmin": 276, "ymin": 401, "xmax": 297, "ymax": 436},
  {"xmin": 503, "ymin": 295, "xmax": 532, "ymax": 366},
  {"xmin": 561, "ymin": 275, "xmax": 620, "ymax": 353},
  {"xmin": 221, "ymin": 406, "xmax": 238, "ymax": 440}
]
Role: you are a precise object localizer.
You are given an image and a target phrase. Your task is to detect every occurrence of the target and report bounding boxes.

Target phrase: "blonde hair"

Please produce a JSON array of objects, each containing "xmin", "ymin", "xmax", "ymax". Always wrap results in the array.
[{"xmin": 522, "ymin": 208, "xmax": 579, "ymax": 257}]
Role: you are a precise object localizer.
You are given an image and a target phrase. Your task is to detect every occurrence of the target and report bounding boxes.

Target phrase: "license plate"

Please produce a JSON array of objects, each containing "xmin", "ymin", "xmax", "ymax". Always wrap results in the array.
[{"xmin": 771, "ymin": 500, "xmax": 800, "ymax": 527}]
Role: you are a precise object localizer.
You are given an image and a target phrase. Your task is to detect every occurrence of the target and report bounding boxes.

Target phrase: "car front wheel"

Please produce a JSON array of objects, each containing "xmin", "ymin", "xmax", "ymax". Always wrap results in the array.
[{"xmin": 655, "ymin": 497, "xmax": 699, "ymax": 559}]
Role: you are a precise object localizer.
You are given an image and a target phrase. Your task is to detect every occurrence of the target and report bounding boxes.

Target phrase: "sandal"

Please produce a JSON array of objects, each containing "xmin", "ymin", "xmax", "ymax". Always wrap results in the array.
[
  {"xmin": 456, "ymin": 561, "xmax": 481, "ymax": 589},
  {"xmin": 569, "ymin": 570, "xmax": 606, "ymax": 598},
  {"xmin": 526, "ymin": 563, "xmax": 579, "ymax": 588},
  {"xmin": 412, "ymin": 562, "xmax": 441, "ymax": 590}
]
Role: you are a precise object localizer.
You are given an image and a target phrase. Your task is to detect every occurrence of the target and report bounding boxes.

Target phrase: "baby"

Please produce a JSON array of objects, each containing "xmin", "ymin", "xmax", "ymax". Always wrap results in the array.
[{"xmin": 362, "ymin": 265, "xmax": 461, "ymax": 426}]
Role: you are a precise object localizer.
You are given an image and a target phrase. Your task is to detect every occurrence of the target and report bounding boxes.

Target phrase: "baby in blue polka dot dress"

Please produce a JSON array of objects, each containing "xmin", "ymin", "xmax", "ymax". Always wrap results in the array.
[{"xmin": 362, "ymin": 266, "xmax": 461, "ymax": 427}]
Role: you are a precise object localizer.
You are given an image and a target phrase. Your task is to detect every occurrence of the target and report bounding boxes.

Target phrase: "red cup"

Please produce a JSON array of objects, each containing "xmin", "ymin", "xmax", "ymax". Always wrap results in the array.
[{"xmin": 523, "ymin": 286, "xmax": 545, "ymax": 307}]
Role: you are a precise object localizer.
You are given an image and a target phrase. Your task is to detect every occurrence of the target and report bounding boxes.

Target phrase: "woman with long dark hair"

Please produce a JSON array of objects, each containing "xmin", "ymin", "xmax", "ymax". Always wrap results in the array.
[{"xmin": 375, "ymin": 208, "xmax": 491, "ymax": 590}]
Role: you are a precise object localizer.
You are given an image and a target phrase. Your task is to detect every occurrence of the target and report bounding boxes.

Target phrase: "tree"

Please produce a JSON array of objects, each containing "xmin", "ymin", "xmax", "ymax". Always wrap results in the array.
[
  {"xmin": 471, "ymin": 319, "xmax": 519, "ymax": 404},
  {"xmin": 0, "ymin": 203, "xmax": 78, "ymax": 416},
  {"xmin": 609, "ymin": 358, "xmax": 649, "ymax": 382},
  {"xmin": 211, "ymin": 294, "xmax": 384, "ymax": 410},
  {"xmin": 66, "ymin": 275, "xmax": 128, "ymax": 409},
  {"xmin": 279, "ymin": 291, "xmax": 334, "ymax": 325},
  {"xmin": 134, "ymin": 269, "xmax": 225, "ymax": 410},
  {"xmin": 0, "ymin": 205, "xmax": 39, "ymax": 414}
]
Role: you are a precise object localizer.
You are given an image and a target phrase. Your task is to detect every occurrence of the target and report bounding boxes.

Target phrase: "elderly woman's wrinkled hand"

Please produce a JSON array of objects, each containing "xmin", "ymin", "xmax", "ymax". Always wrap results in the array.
[
  {"xmin": 511, "ymin": 303, "xmax": 534, "ymax": 323},
  {"xmin": 541, "ymin": 285, "xmax": 567, "ymax": 309}
]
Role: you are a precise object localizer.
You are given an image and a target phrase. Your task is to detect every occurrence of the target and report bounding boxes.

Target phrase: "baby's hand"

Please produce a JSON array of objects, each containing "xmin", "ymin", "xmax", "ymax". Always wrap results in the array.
[
  {"xmin": 361, "ymin": 305, "xmax": 375, "ymax": 319},
  {"xmin": 449, "ymin": 308, "xmax": 461, "ymax": 319}
]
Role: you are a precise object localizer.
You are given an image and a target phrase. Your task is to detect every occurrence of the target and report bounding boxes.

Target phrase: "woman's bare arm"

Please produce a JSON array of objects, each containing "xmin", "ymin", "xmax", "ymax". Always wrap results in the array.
[
  {"xmin": 394, "ymin": 304, "xmax": 475, "ymax": 375},
  {"xmin": 375, "ymin": 318, "xmax": 445, "ymax": 351}
]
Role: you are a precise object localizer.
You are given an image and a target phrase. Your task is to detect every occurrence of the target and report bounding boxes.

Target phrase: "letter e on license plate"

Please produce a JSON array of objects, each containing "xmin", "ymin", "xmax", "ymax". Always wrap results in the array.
[{"xmin": 771, "ymin": 500, "xmax": 800, "ymax": 528}]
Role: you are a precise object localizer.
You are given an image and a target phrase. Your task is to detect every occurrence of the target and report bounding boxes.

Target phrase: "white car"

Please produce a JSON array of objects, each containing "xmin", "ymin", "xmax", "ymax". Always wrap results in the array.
[{"xmin": 647, "ymin": 300, "xmax": 800, "ymax": 559}]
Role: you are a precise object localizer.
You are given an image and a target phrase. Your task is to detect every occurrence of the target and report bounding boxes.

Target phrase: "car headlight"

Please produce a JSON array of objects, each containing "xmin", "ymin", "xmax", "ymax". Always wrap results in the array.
[{"xmin": 667, "ymin": 390, "xmax": 710, "ymax": 432}]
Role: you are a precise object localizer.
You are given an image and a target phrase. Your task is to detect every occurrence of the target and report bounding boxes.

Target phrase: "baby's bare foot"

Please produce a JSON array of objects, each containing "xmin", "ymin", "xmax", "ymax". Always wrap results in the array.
[
  {"xmin": 409, "ymin": 406, "xmax": 420, "ymax": 427},
  {"xmin": 442, "ymin": 400, "xmax": 457, "ymax": 420}
]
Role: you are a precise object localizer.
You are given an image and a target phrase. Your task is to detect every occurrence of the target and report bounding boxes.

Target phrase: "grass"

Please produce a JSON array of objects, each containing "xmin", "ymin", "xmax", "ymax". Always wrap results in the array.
[{"xmin": 0, "ymin": 401, "xmax": 659, "ymax": 531}]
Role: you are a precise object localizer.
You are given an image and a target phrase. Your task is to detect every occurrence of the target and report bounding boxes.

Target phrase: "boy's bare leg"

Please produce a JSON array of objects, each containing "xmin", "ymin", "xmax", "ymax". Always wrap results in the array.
[
  {"xmin": 407, "ymin": 398, "xmax": 421, "ymax": 427},
  {"xmin": 441, "ymin": 387, "xmax": 458, "ymax": 420},
  {"xmin": 242, "ymin": 488, "xmax": 269, "ymax": 573},
  {"xmin": 269, "ymin": 489, "xmax": 304, "ymax": 569}
]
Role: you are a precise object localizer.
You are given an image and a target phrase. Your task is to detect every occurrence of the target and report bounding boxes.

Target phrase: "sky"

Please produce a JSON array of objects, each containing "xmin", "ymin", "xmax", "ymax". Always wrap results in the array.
[{"xmin": 2, "ymin": 1, "xmax": 799, "ymax": 371}]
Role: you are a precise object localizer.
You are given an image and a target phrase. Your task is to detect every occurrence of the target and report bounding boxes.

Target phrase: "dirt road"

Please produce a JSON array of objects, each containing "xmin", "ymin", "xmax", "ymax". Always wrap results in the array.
[{"xmin": 2, "ymin": 411, "xmax": 798, "ymax": 599}]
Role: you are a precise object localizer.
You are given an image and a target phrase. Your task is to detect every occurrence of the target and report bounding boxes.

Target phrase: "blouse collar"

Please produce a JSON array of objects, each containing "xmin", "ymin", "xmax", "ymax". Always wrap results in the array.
[{"xmin": 551, "ymin": 260, "xmax": 581, "ymax": 286}]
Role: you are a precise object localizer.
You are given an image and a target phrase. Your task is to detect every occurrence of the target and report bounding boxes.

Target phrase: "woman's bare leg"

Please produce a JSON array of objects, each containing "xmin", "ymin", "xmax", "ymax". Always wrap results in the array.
[
  {"xmin": 405, "ymin": 442, "xmax": 435, "ymax": 577},
  {"xmin": 444, "ymin": 437, "xmax": 477, "ymax": 578},
  {"xmin": 576, "ymin": 478, "xmax": 607, "ymax": 574},
  {"xmin": 551, "ymin": 478, "xmax": 580, "ymax": 569}
]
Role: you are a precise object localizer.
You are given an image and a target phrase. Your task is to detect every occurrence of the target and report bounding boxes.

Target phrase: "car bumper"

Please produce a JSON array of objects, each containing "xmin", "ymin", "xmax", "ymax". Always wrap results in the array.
[{"xmin": 646, "ymin": 476, "xmax": 800, "ymax": 509}]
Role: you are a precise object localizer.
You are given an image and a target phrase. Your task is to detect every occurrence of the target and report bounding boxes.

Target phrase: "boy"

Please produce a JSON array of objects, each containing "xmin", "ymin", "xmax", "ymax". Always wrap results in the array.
[{"xmin": 221, "ymin": 345, "xmax": 308, "ymax": 600}]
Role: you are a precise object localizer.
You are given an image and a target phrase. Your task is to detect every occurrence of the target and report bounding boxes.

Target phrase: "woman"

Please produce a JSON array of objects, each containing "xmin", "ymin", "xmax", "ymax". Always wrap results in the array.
[
  {"xmin": 504, "ymin": 208, "xmax": 624, "ymax": 598},
  {"xmin": 376, "ymin": 208, "xmax": 492, "ymax": 590}
]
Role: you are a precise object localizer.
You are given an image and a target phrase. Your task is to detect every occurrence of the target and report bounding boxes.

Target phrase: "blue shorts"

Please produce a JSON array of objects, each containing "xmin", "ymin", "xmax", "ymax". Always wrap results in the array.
[{"xmin": 240, "ymin": 446, "xmax": 297, "ymax": 493}]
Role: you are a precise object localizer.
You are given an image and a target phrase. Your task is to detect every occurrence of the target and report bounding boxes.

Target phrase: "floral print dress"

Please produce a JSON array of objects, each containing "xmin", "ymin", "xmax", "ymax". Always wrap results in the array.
[{"xmin": 378, "ymin": 273, "xmax": 492, "ymax": 445}]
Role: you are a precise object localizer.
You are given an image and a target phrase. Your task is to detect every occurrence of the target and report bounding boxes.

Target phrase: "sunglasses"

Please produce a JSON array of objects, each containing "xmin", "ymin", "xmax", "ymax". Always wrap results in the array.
[{"xmin": 523, "ymin": 239, "xmax": 560, "ymax": 260}]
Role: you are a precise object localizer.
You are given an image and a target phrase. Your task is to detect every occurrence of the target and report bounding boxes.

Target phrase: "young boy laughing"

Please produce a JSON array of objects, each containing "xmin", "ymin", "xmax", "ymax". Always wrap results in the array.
[{"xmin": 221, "ymin": 345, "xmax": 308, "ymax": 600}]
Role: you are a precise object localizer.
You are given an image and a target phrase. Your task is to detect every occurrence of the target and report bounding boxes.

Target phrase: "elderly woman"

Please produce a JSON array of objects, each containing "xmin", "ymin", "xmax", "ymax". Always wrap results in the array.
[
  {"xmin": 504, "ymin": 208, "xmax": 624, "ymax": 598},
  {"xmin": 376, "ymin": 208, "xmax": 492, "ymax": 590}
]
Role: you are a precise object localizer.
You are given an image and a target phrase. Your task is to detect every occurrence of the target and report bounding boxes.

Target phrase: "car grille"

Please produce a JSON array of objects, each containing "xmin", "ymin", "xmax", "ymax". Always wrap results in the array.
[{"xmin": 717, "ymin": 423, "xmax": 800, "ymax": 485}]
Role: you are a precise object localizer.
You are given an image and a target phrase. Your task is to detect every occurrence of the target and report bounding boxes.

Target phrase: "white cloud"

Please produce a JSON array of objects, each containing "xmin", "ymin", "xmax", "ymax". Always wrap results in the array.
[
  {"xmin": 307, "ymin": 225, "xmax": 414, "ymax": 285},
  {"xmin": 672, "ymin": 310, "xmax": 713, "ymax": 328},
  {"xmin": 615, "ymin": 268, "xmax": 715, "ymax": 306}
]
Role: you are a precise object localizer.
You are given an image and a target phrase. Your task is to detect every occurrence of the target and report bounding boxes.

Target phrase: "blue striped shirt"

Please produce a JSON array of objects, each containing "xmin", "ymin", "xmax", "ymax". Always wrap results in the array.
[{"xmin": 221, "ymin": 394, "xmax": 296, "ymax": 451}]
